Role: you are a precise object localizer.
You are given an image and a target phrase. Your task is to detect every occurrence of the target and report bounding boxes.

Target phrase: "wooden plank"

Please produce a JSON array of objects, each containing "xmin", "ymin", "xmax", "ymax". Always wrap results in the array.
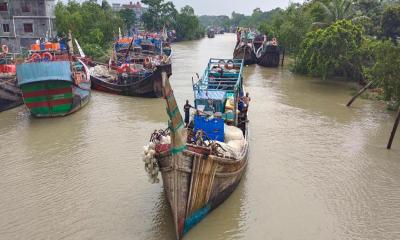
[
  {"xmin": 387, "ymin": 107, "xmax": 400, "ymax": 149},
  {"xmin": 346, "ymin": 81, "xmax": 374, "ymax": 107}
]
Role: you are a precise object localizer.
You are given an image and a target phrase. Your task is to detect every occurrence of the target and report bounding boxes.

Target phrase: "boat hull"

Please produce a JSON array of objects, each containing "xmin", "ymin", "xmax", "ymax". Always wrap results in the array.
[
  {"xmin": 0, "ymin": 76, "xmax": 23, "ymax": 112},
  {"xmin": 233, "ymin": 45, "xmax": 256, "ymax": 65},
  {"xmin": 156, "ymin": 124, "xmax": 249, "ymax": 239},
  {"xmin": 91, "ymin": 64, "xmax": 172, "ymax": 98},
  {"xmin": 256, "ymin": 45, "xmax": 281, "ymax": 68},
  {"xmin": 20, "ymin": 80, "xmax": 90, "ymax": 117}
]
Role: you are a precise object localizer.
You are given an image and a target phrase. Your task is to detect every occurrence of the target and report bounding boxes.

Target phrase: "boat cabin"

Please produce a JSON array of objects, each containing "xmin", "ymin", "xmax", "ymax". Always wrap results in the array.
[{"xmin": 191, "ymin": 58, "xmax": 246, "ymax": 142}]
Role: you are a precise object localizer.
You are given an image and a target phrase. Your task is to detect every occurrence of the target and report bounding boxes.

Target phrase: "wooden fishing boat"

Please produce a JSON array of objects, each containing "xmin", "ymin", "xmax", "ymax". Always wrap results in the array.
[
  {"xmin": 90, "ymin": 35, "xmax": 172, "ymax": 97},
  {"xmin": 0, "ymin": 47, "xmax": 23, "ymax": 112},
  {"xmin": 207, "ymin": 29, "xmax": 215, "ymax": 38},
  {"xmin": 253, "ymin": 34, "xmax": 264, "ymax": 52},
  {"xmin": 256, "ymin": 38, "xmax": 283, "ymax": 68},
  {"xmin": 90, "ymin": 63, "xmax": 171, "ymax": 97},
  {"xmin": 233, "ymin": 42, "xmax": 256, "ymax": 65},
  {"xmin": 144, "ymin": 58, "xmax": 249, "ymax": 239},
  {"xmin": 17, "ymin": 39, "xmax": 90, "ymax": 117}
]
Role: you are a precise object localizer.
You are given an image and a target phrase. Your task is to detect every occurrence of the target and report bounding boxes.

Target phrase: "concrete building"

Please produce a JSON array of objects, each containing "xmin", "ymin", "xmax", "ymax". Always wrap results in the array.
[
  {"xmin": 0, "ymin": 0, "xmax": 56, "ymax": 53},
  {"xmin": 112, "ymin": 1, "xmax": 145, "ymax": 21}
]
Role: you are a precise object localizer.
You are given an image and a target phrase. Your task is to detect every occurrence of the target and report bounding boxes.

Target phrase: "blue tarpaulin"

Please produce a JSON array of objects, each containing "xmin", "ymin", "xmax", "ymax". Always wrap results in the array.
[{"xmin": 17, "ymin": 61, "xmax": 72, "ymax": 85}]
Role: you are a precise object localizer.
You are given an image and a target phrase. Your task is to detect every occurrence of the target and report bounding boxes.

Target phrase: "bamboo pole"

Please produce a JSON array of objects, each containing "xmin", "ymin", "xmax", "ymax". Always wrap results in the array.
[
  {"xmin": 346, "ymin": 81, "xmax": 374, "ymax": 107},
  {"xmin": 124, "ymin": 37, "xmax": 135, "ymax": 64},
  {"xmin": 387, "ymin": 107, "xmax": 400, "ymax": 149},
  {"xmin": 68, "ymin": 30, "xmax": 74, "ymax": 55}
]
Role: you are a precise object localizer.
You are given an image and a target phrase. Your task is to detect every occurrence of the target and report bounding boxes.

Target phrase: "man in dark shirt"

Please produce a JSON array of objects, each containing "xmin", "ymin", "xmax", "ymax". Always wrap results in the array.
[{"xmin": 184, "ymin": 100, "xmax": 193, "ymax": 127}]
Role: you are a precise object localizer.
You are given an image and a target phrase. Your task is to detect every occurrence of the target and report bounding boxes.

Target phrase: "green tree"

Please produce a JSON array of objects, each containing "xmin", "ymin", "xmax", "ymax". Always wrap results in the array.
[
  {"xmin": 231, "ymin": 11, "xmax": 247, "ymax": 27},
  {"xmin": 353, "ymin": 0, "xmax": 383, "ymax": 35},
  {"xmin": 312, "ymin": 0, "xmax": 356, "ymax": 27},
  {"xmin": 294, "ymin": 20, "xmax": 364, "ymax": 80},
  {"xmin": 364, "ymin": 40, "xmax": 400, "ymax": 105},
  {"xmin": 277, "ymin": 4, "xmax": 312, "ymax": 54},
  {"xmin": 141, "ymin": 0, "xmax": 177, "ymax": 31},
  {"xmin": 119, "ymin": 8, "xmax": 136, "ymax": 33},
  {"xmin": 381, "ymin": 5, "xmax": 400, "ymax": 44},
  {"xmin": 175, "ymin": 6, "xmax": 205, "ymax": 40},
  {"xmin": 55, "ymin": 0, "xmax": 123, "ymax": 59}
]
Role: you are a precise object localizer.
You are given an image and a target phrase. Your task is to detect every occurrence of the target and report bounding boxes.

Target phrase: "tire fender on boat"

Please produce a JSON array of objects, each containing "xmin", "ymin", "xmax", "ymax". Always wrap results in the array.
[
  {"xmin": 30, "ymin": 53, "xmax": 41, "ymax": 62},
  {"xmin": 272, "ymin": 38, "xmax": 278, "ymax": 46},
  {"xmin": 144, "ymin": 57, "xmax": 151, "ymax": 67},
  {"xmin": 41, "ymin": 52, "xmax": 53, "ymax": 61},
  {"xmin": 1, "ymin": 45, "xmax": 8, "ymax": 54}
]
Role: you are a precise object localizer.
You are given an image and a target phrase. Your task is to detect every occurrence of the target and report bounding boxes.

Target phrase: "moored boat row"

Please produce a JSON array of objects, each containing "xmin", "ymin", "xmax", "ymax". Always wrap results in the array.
[
  {"xmin": 0, "ymin": 48, "xmax": 23, "ymax": 112},
  {"xmin": 233, "ymin": 28, "xmax": 284, "ymax": 67},
  {"xmin": 1, "ymin": 31, "xmax": 174, "ymax": 115}
]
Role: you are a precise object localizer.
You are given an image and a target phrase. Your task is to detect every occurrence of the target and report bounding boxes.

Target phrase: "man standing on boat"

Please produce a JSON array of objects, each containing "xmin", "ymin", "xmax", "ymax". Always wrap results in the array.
[
  {"xmin": 184, "ymin": 100, "xmax": 193, "ymax": 127},
  {"xmin": 241, "ymin": 92, "xmax": 251, "ymax": 112}
]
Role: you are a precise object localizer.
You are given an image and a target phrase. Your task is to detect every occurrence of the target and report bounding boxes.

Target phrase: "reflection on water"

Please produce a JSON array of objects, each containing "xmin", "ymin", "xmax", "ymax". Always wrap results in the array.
[{"xmin": 0, "ymin": 34, "xmax": 399, "ymax": 240}]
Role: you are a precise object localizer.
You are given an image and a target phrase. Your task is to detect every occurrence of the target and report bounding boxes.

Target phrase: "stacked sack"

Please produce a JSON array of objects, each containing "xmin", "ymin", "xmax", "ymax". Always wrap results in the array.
[
  {"xmin": 224, "ymin": 125, "xmax": 245, "ymax": 156},
  {"xmin": 210, "ymin": 125, "xmax": 245, "ymax": 159}
]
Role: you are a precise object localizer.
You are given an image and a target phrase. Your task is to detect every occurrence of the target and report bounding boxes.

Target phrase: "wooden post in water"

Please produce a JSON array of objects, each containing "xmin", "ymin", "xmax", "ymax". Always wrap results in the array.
[
  {"xmin": 346, "ymin": 81, "xmax": 374, "ymax": 107},
  {"xmin": 387, "ymin": 107, "xmax": 400, "ymax": 149}
]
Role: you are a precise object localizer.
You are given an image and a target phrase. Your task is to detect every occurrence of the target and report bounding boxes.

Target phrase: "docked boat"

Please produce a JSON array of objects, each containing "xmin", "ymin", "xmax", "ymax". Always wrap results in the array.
[
  {"xmin": 207, "ymin": 29, "xmax": 215, "ymax": 38},
  {"xmin": 90, "ymin": 35, "xmax": 172, "ymax": 98},
  {"xmin": 233, "ymin": 29, "xmax": 256, "ymax": 65},
  {"xmin": 143, "ymin": 58, "xmax": 249, "ymax": 239},
  {"xmin": 253, "ymin": 34, "xmax": 264, "ymax": 52},
  {"xmin": 256, "ymin": 37, "xmax": 283, "ymax": 68},
  {"xmin": 17, "ymin": 40, "xmax": 91, "ymax": 117},
  {"xmin": 233, "ymin": 42, "xmax": 256, "ymax": 65},
  {"xmin": 0, "ymin": 46, "xmax": 23, "ymax": 112}
]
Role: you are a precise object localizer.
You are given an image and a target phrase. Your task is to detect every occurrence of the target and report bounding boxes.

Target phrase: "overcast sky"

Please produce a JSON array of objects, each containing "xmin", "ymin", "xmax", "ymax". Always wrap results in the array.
[{"xmin": 61, "ymin": 0, "xmax": 304, "ymax": 16}]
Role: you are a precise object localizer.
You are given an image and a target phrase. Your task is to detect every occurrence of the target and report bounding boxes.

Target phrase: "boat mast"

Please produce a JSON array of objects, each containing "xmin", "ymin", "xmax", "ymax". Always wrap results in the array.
[{"xmin": 68, "ymin": 30, "xmax": 74, "ymax": 55}]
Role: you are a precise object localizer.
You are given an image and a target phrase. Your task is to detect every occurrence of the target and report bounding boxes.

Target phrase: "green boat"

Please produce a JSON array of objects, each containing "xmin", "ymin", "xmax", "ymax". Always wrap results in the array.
[{"xmin": 17, "ymin": 59, "xmax": 91, "ymax": 117}]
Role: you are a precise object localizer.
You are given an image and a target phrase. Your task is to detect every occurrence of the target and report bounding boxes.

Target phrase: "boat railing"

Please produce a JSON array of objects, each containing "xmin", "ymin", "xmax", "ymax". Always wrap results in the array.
[
  {"xmin": 192, "ymin": 58, "xmax": 244, "ymax": 95},
  {"xmin": 193, "ymin": 80, "xmax": 239, "ymax": 92}
]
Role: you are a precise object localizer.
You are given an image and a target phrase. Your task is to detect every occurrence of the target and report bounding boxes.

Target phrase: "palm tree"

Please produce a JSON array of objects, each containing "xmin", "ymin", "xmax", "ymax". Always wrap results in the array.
[{"xmin": 312, "ymin": 0, "xmax": 368, "ymax": 27}]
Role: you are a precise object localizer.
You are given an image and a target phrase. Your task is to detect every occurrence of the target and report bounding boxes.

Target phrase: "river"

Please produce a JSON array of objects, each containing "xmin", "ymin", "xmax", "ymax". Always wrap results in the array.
[{"xmin": 0, "ymin": 34, "xmax": 399, "ymax": 240}]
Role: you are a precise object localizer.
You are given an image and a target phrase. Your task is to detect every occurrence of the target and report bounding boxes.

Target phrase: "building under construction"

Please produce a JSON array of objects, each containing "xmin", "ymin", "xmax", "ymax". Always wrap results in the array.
[{"xmin": 0, "ymin": 0, "xmax": 56, "ymax": 53}]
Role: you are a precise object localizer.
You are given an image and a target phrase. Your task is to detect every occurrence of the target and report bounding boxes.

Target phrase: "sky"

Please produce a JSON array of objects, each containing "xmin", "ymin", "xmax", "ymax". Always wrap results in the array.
[{"xmin": 61, "ymin": 0, "xmax": 304, "ymax": 16}]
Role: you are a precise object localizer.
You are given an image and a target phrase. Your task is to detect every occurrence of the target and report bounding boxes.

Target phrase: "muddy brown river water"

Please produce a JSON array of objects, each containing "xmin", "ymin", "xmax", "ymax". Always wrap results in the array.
[{"xmin": 0, "ymin": 34, "xmax": 399, "ymax": 240}]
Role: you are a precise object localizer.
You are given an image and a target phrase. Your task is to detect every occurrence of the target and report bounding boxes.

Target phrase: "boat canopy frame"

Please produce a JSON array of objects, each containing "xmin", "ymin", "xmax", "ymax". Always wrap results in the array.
[
  {"xmin": 193, "ymin": 58, "xmax": 244, "ymax": 94},
  {"xmin": 192, "ymin": 58, "xmax": 244, "ymax": 125}
]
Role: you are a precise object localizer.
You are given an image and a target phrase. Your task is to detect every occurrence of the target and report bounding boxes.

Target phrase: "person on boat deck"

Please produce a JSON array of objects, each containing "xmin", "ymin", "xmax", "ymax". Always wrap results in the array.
[
  {"xmin": 184, "ymin": 100, "xmax": 193, "ymax": 127},
  {"xmin": 240, "ymin": 29, "xmax": 247, "ymax": 43},
  {"xmin": 247, "ymin": 31, "xmax": 255, "ymax": 41},
  {"xmin": 59, "ymin": 34, "xmax": 70, "ymax": 53},
  {"xmin": 241, "ymin": 92, "xmax": 251, "ymax": 112},
  {"xmin": 236, "ymin": 29, "xmax": 241, "ymax": 45}
]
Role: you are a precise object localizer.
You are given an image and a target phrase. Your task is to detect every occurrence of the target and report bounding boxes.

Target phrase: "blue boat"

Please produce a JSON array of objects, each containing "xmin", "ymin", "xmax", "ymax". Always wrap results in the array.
[{"xmin": 146, "ymin": 58, "xmax": 250, "ymax": 239}]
